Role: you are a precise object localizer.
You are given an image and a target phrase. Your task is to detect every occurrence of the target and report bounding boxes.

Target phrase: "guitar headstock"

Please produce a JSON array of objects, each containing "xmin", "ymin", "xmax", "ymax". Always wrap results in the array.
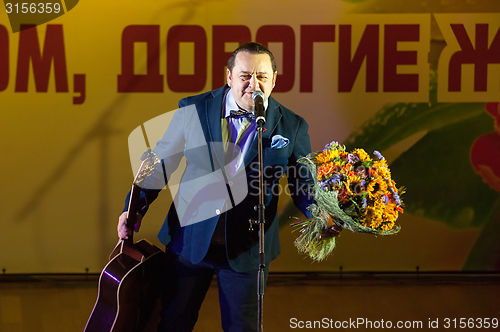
[{"xmin": 133, "ymin": 149, "xmax": 161, "ymax": 186}]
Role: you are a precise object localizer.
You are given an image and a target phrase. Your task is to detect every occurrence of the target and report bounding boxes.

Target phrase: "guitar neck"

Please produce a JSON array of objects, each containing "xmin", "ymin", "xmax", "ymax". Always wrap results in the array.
[
  {"xmin": 123, "ymin": 148, "xmax": 159, "ymax": 243},
  {"xmin": 126, "ymin": 183, "xmax": 142, "ymax": 241}
]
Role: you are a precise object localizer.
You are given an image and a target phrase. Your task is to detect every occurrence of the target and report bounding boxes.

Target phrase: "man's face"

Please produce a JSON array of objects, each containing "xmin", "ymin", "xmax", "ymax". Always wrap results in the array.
[{"xmin": 226, "ymin": 51, "xmax": 277, "ymax": 111}]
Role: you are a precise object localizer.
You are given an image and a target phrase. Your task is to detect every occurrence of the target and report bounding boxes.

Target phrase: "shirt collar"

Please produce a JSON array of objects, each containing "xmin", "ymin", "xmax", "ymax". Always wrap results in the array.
[{"xmin": 224, "ymin": 88, "xmax": 268, "ymax": 118}]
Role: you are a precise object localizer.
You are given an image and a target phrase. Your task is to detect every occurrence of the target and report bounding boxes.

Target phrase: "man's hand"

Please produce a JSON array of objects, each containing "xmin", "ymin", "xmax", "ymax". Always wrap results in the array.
[{"xmin": 117, "ymin": 211, "xmax": 143, "ymax": 240}]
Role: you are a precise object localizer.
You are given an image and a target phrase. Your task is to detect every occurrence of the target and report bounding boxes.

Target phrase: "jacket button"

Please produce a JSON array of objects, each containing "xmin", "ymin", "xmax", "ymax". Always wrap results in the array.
[
  {"xmin": 228, "ymin": 181, "xmax": 234, "ymax": 186},
  {"xmin": 216, "ymin": 209, "xmax": 221, "ymax": 215}
]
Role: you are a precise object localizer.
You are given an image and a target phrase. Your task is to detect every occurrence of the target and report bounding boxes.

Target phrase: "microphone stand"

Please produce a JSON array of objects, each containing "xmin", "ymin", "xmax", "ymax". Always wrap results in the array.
[
  {"xmin": 255, "ymin": 119, "xmax": 266, "ymax": 332},
  {"xmin": 250, "ymin": 89, "xmax": 266, "ymax": 332}
]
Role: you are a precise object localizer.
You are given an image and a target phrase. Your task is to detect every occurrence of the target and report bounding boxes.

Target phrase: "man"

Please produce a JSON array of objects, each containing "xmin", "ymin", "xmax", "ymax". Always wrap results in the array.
[{"xmin": 117, "ymin": 42, "xmax": 315, "ymax": 332}]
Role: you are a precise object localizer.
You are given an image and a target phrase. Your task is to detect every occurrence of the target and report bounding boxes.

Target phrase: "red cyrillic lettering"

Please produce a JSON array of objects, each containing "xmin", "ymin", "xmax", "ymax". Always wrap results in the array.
[
  {"xmin": 167, "ymin": 25, "xmax": 207, "ymax": 92},
  {"xmin": 300, "ymin": 25, "xmax": 335, "ymax": 92},
  {"xmin": 118, "ymin": 25, "xmax": 163, "ymax": 93},
  {"xmin": 256, "ymin": 25, "xmax": 295, "ymax": 92},
  {"xmin": 384, "ymin": 24, "xmax": 419, "ymax": 92},
  {"xmin": 338, "ymin": 24, "xmax": 379, "ymax": 92},
  {"xmin": 73, "ymin": 74, "xmax": 85, "ymax": 104},
  {"xmin": 449, "ymin": 24, "xmax": 500, "ymax": 92},
  {"xmin": 0, "ymin": 25, "xmax": 8, "ymax": 92},
  {"xmin": 15, "ymin": 24, "xmax": 68, "ymax": 93},
  {"xmin": 212, "ymin": 25, "xmax": 251, "ymax": 89}
]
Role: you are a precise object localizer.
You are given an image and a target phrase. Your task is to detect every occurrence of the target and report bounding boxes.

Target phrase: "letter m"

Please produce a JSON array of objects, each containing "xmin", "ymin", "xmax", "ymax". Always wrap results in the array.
[{"xmin": 15, "ymin": 25, "xmax": 68, "ymax": 92}]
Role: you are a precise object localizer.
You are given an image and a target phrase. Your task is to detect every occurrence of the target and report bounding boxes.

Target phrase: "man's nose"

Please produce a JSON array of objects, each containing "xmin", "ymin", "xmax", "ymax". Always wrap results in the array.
[{"xmin": 249, "ymin": 73, "xmax": 259, "ymax": 90}]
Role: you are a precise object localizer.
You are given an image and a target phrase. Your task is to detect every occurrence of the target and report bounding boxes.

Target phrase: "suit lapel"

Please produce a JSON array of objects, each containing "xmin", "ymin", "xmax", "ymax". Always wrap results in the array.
[
  {"xmin": 205, "ymin": 86, "xmax": 227, "ymax": 170},
  {"xmin": 243, "ymin": 96, "xmax": 282, "ymax": 167}
]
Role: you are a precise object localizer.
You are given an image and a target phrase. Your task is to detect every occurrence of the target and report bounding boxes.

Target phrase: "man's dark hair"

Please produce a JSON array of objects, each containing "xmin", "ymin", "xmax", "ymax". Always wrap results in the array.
[{"xmin": 227, "ymin": 42, "xmax": 277, "ymax": 73}]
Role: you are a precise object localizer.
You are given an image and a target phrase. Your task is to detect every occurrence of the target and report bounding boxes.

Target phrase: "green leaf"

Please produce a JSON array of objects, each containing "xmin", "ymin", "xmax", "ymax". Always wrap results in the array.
[
  {"xmin": 389, "ymin": 112, "xmax": 499, "ymax": 228},
  {"xmin": 284, "ymin": 76, "xmax": 499, "ymax": 230},
  {"xmin": 344, "ymin": 100, "xmax": 486, "ymax": 154},
  {"xmin": 342, "ymin": 75, "xmax": 498, "ymax": 228},
  {"xmin": 463, "ymin": 198, "xmax": 500, "ymax": 270}
]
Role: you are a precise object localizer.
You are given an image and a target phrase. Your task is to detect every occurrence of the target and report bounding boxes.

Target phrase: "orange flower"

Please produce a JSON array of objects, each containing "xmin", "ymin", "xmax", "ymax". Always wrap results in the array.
[
  {"xmin": 317, "ymin": 162, "xmax": 335, "ymax": 180},
  {"xmin": 338, "ymin": 188, "xmax": 350, "ymax": 204},
  {"xmin": 316, "ymin": 150, "xmax": 339, "ymax": 164}
]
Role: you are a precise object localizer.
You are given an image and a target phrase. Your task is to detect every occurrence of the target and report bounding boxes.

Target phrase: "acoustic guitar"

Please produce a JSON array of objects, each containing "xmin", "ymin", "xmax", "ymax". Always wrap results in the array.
[{"xmin": 84, "ymin": 149, "xmax": 167, "ymax": 332}]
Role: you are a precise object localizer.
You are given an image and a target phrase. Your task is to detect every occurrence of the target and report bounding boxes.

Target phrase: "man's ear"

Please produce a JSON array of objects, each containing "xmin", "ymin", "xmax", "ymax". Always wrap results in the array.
[
  {"xmin": 272, "ymin": 71, "xmax": 278, "ymax": 89},
  {"xmin": 227, "ymin": 68, "xmax": 232, "ymax": 87}
]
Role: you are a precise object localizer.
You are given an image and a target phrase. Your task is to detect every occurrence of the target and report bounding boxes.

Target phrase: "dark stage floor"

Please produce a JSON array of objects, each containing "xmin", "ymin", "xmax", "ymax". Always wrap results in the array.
[{"xmin": 1, "ymin": 272, "xmax": 499, "ymax": 331}]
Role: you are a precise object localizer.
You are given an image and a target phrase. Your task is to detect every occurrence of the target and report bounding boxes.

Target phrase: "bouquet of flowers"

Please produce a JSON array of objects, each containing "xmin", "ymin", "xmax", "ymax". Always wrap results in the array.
[{"xmin": 292, "ymin": 141, "xmax": 405, "ymax": 261}]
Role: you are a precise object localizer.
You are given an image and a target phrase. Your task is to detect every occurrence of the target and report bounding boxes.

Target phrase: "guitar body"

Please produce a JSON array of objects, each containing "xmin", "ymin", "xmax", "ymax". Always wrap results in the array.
[
  {"xmin": 84, "ymin": 239, "xmax": 167, "ymax": 332},
  {"xmin": 85, "ymin": 150, "xmax": 167, "ymax": 332}
]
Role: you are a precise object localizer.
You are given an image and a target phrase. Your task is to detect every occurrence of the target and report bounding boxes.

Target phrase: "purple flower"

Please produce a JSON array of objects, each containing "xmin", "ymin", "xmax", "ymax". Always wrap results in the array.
[
  {"xmin": 393, "ymin": 192, "xmax": 401, "ymax": 205},
  {"xmin": 330, "ymin": 174, "xmax": 342, "ymax": 184},
  {"xmin": 319, "ymin": 182, "xmax": 329, "ymax": 190},
  {"xmin": 373, "ymin": 150, "xmax": 385, "ymax": 160},
  {"xmin": 382, "ymin": 195, "xmax": 390, "ymax": 205},
  {"xmin": 318, "ymin": 174, "xmax": 343, "ymax": 191},
  {"xmin": 324, "ymin": 141, "xmax": 339, "ymax": 151},
  {"xmin": 347, "ymin": 153, "xmax": 359, "ymax": 164},
  {"xmin": 362, "ymin": 197, "xmax": 367, "ymax": 209}
]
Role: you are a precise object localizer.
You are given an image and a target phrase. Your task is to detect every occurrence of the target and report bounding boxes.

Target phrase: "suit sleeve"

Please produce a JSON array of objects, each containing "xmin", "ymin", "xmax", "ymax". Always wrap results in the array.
[
  {"xmin": 286, "ymin": 116, "xmax": 316, "ymax": 219},
  {"xmin": 123, "ymin": 104, "xmax": 189, "ymax": 216}
]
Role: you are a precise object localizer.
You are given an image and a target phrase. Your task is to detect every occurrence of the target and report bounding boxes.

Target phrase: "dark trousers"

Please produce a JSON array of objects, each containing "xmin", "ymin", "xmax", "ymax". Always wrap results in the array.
[{"xmin": 157, "ymin": 245, "xmax": 269, "ymax": 332}]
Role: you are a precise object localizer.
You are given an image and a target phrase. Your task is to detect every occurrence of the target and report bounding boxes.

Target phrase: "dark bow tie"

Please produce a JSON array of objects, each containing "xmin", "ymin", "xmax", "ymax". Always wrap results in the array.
[{"xmin": 229, "ymin": 109, "xmax": 254, "ymax": 119}]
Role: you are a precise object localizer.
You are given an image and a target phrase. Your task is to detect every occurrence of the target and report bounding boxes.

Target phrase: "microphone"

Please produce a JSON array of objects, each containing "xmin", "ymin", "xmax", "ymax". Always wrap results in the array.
[{"xmin": 252, "ymin": 90, "xmax": 266, "ymax": 126}]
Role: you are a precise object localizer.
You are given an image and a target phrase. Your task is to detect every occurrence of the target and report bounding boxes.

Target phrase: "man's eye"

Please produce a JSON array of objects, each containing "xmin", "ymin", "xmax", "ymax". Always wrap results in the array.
[
  {"xmin": 240, "ymin": 75, "xmax": 251, "ymax": 80},
  {"xmin": 257, "ymin": 76, "xmax": 268, "ymax": 81}
]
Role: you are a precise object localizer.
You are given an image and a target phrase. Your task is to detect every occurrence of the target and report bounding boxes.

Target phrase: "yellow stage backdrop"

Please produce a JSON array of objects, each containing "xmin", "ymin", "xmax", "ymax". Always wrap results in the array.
[{"xmin": 1, "ymin": 0, "xmax": 500, "ymax": 273}]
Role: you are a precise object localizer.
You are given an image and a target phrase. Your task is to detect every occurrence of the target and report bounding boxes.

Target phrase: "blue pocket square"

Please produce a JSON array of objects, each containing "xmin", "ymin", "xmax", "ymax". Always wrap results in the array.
[{"xmin": 271, "ymin": 135, "xmax": 289, "ymax": 149}]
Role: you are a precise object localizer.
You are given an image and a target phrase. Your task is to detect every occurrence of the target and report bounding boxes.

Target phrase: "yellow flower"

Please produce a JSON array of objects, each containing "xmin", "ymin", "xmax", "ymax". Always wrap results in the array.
[
  {"xmin": 380, "ymin": 222, "xmax": 394, "ymax": 231},
  {"xmin": 333, "ymin": 161, "xmax": 343, "ymax": 172},
  {"xmin": 379, "ymin": 166, "xmax": 391, "ymax": 179},
  {"xmin": 347, "ymin": 174, "xmax": 361, "ymax": 184},
  {"xmin": 367, "ymin": 178, "xmax": 387, "ymax": 198},
  {"xmin": 316, "ymin": 149, "xmax": 340, "ymax": 164},
  {"xmin": 372, "ymin": 160, "xmax": 391, "ymax": 179},
  {"xmin": 363, "ymin": 203, "xmax": 384, "ymax": 229},
  {"xmin": 353, "ymin": 148, "xmax": 371, "ymax": 162},
  {"xmin": 383, "ymin": 201, "xmax": 399, "ymax": 222},
  {"xmin": 345, "ymin": 175, "xmax": 363, "ymax": 195}
]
